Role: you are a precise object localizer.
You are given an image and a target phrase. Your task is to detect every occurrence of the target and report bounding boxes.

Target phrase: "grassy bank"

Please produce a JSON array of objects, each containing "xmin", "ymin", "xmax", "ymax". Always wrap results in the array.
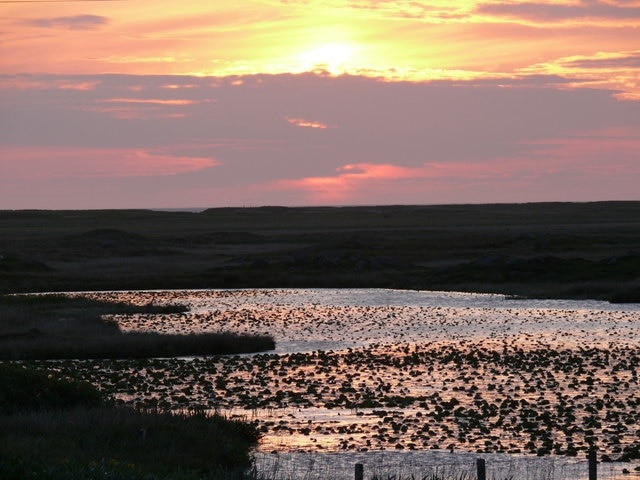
[
  {"xmin": 0, "ymin": 292, "xmax": 271, "ymax": 478},
  {"xmin": 0, "ymin": 363, "xmax": 260, "ymax": 480},
  {"xmin": 0, "ymin": 293, "xmax": 275, "ymax": 359}
]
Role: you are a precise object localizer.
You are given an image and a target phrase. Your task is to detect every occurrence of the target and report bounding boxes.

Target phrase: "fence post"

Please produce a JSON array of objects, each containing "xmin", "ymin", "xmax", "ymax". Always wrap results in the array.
[
  {"xmin": 588, "ymin": 448, "xmax": 597, "ymax": 480},
  {"xmin": 476, "ymin": 458, "xmax": 486, "ymax": 480},
  {"xmin": 355, "ymin": 462, "xmax": 364, "ymax": 480}
]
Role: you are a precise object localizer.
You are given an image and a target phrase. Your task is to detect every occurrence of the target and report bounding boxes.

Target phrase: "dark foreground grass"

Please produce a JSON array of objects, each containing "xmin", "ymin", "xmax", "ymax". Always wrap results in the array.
[
  {"xmin": 0, "ymin": 362, "xmax": 102, "ymax": 413},
  {"xmin": 0, "ymin": 294, "xmax": 275, "ymax": 359},
  {"xmin": 0, "ymin": 408, "xmax": 259, "ymax": 479},
  {"xmin": 0, "ymin": 295, "xmax": 274, "ymax": 478},
  {"xmin": 0, "ymin": 363, "xmax": 260, "ymax": 480}
]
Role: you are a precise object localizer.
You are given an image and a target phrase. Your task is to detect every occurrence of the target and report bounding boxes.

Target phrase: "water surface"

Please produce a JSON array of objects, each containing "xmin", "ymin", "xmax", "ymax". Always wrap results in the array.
[{"xmin": 64, "ymin": 288, "xmax": 640, "ymax": 479}]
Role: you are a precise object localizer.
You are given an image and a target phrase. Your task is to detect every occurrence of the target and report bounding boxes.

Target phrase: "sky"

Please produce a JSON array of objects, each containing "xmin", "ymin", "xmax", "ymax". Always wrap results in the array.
[{"xmin": 1, "ymin": 0, "xmax": 639, "ymax": 209}]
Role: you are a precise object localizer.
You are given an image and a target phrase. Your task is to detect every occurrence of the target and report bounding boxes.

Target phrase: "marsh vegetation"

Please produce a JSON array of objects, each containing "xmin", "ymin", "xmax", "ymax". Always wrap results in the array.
[
  {"xmin": 0, "ymin": 293, "xmax": 274, "ymax": 359},
  {"xmin": 0, "ymin": 294, "xmax": 272, "ymax": 478},
  {"xmin": 0, "ymin": 363, "xmax": 261, "ymax": 479},
  {"xmin": 2, "ymin": 203, "xmax": 640, "ymax": 479},
  {"xmin": 13, "ymin": 289, "xmax": 640, "ymax": 479},
  {"xmin": 1, "ymin": 202, "xmax": 639, "ymax": 302}
]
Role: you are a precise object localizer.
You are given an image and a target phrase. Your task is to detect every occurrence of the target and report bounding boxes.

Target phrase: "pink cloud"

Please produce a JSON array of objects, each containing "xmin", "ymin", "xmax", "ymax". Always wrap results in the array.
[
  {"xmin": 475, "ymin": 1, "xmax": 640, "ymax": 25},
  {"xmin": 521, "ymin": 127, "xmax": 640, "ymax": 174},
  {"xmin": 82, "ymin": 98, "xmax": 203, "ymax": 119},
  {"xmin": 276, "ymin": 162, "xmax": 495, "ymax": 203},
  {"xmin": 275, "ymin": 127, "xmax": 640, "ymax": 204},
  {"xmin": 23, "ymin": 14, "xmax": 109, "ymax": 31},
  {"xmin": 100, "ymin": 98, "xmax": 199, "ymax": 106},
  {"xmin": 1, "ymin": 146, "xmax": 219, "ymax": 179},
  {"xmin": 0, "ymin": 76, "xmax": 101, "ymax": 91},
  {"xmin": 1, "ymin": 72, "xmax": 639, "ymax": 208},
  {"xmin": 82, "ymin": 107, "xmax": 189, "ymax": 119}
]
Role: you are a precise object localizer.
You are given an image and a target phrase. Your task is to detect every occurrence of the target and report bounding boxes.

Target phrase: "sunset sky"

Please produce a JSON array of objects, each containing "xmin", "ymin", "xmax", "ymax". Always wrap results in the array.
[{"xmin": 1, "ymin": 0, "xmax": 639, "ymax": 209}]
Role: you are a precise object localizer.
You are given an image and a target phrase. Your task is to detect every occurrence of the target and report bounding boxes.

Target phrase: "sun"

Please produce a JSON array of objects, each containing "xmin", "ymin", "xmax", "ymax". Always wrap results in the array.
[{"xmin": 296, "ymin": 42, "xmax": 358, "ymax": 74}]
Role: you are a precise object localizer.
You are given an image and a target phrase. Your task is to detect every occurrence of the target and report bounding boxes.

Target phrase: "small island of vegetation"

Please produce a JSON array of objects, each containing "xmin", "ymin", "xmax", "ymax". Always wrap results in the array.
[{"xmin": 0, "ymin": 293, "xmax": 275, "ymax": 360}]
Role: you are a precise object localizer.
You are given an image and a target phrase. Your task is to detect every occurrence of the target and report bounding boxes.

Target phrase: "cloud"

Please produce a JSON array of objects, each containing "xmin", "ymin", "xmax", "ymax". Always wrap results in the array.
[
  {"xmin": 286, "ymin": 117, "xmax": 330, "ymax": 129},
  {"xmin": 0, "ymin": 76, "xmax": 101, "ymax": 90},
  {"xmin": 0, "ymin": 146, "xmax": 219, "ymax": 178},
  {"xmin": 24, "ymin": 14, "xmax": 108, "ymax": 30},
  {"xmin": 561, "ymin": 52, "xmax": 640, "ymax": 69},
  {"xmin": 346, "ymin": 1, "xmax": 467, "ymax": 22},
  {"xmin": 274, "ymin": 160, "xmax": 538, "ymax": 203},
  {"xmin": 1, "ymin": 1, "xmax": 120, "ymax": 2},
  {"xmin": 1, "ymin": 72, "xmax": 639, "ymax": 208},
  {"xmin": 87, "ymin": 97, "xmax": 204, "ymax": 119},
  {"xmin": 2, "ymin": 72, "xmax": 638, "ymax": 153},
  {"xmin": 517, "ymin": 50, "xmax": 640, "ymax": 99},
  {"xmin": 275, "ymin": 163, "xmax": 424, "ymax": 203},
  {"xmin": 100, "ymin": 98, "xmax": 199, "ymax": 106},
  {"xmin": 521, "ymin": 127, "xmax": 640, "ymax": 172},
  {"xmin": 101, "ymin": 55, "xmax": 192, "ymax": 65},
  {"xmin": 476, "ymin": 1, "xmax": 640, "ymax": 24},
  {"xmin": 275, "ymin": 126, "xmax": 640, "ymax": 204}
]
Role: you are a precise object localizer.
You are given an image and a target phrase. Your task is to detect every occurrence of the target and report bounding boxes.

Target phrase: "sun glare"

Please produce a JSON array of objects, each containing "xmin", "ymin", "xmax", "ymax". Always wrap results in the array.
[{"xmin": 296, "ymin": 42, "xmax": 358, "ymax": 74}]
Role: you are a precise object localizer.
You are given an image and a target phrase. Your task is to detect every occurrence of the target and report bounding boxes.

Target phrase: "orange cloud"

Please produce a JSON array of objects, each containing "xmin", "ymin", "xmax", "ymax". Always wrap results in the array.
[
  {"xmin": 161, "ymin": 83, "xmax": 199, "ymax": 90},
  {"xmin": 1, "ymin": 0, "xmax": 639, "ymax": 100},
  {"xmin": 286, "ymin": 117, "xmax": 330, "ymax": 129},
  {"xmin": 0, "ymin": 146, "xmax": 219, "ymax": 179}
]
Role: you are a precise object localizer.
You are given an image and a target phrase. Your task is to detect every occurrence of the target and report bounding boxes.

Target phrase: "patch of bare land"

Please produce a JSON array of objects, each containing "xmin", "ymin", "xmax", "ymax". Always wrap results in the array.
[{"xmin": 1, "ymin": 202, "xmax": 639, "ymax": 301}]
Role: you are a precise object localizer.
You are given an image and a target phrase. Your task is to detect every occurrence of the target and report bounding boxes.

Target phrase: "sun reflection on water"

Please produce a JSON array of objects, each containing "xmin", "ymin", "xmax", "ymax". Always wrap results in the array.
[{"xmin": 56, "ymin": 288, "xmax": 640, "ymax": 479}]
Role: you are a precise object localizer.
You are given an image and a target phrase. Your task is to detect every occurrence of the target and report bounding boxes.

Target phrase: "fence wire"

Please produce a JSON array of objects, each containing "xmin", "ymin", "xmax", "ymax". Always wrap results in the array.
[{"xmin": 251, "ymin": 451, "xmax": 640, "ymax": 480}]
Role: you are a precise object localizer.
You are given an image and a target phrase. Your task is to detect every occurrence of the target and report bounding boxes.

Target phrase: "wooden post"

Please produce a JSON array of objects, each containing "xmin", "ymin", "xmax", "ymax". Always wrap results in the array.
[
  {"xmin": 476, "ymin": 458, "xmax": 486, "ymax": 480},
  {"xmin": 588, "ymin": 448, "xmax": 597, "ymax": 480},
  {"xmin": 355, "ymin": 462, "xmax": 364, "ymax": 480}
]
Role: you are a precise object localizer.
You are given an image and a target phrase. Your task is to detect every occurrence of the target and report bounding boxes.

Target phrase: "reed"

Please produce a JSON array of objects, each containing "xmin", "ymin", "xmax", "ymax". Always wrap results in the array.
[
  {"xmin": 0, "ymin": 363, "xmax": 260, "ymax": 479},
  {"xmin": 0, "ymin": 330, "xmax": 276, "ymax": 360}
]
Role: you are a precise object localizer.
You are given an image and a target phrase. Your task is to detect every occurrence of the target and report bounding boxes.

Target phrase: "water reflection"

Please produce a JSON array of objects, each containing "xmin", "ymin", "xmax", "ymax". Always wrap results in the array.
[{"xmin": 56, "ymin": 288, "xmax": 640, "ymax": 480}]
